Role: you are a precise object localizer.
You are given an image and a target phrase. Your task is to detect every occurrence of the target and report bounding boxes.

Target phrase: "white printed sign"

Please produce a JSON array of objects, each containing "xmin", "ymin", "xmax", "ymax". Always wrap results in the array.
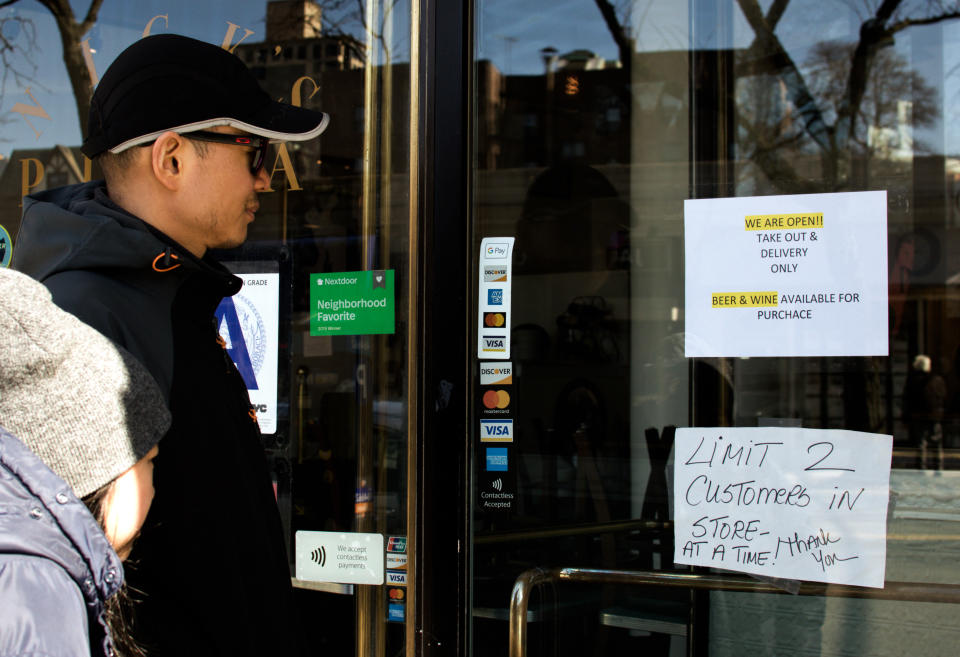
[
  {"xmin": 216, "ymin": 273, "xmax": 280, "ymax": 433},
  {"xmin": 477, "ymin": 237, "xmax": 515, "ymax": 359},
  {"xmin": 295, "ymin": 531, "xmax": 384, "ymax": 585},
  {"xmin": 684, "ymin": 191, "xmax": 888, "ymax": 357},
  {"xmin": 673, "ymin": 427, "xmax": 892, "ymax": 588}
]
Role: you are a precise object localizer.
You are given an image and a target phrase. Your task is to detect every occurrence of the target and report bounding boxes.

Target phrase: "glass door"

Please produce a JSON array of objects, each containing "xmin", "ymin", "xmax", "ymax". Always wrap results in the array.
[
  {"xmin": 0, "ymin": 1, "xmax": 418, "ymax": 655},
  {"xmin": 470, "ymin": 1, "xmax": 960, "ymax": 655}
]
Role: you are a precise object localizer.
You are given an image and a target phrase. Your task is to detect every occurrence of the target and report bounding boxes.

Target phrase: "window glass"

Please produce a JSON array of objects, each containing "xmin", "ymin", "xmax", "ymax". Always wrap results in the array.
[
  {"xmin": 0, "ymin": 2, "xmax": 412, "ymax": 655},
  {"xmin": 472, "ymin": 1, "xmax": 960, "ymax": 655}
]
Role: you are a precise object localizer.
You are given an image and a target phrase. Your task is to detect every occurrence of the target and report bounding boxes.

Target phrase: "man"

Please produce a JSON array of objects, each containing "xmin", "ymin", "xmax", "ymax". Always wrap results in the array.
[{"xmin": 12, "ymin": 34, "xmax": 329, "ymax": 656}]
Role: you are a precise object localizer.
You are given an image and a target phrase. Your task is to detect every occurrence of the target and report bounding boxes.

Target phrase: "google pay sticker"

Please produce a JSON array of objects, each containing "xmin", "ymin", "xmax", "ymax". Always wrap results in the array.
[{"xmin": 310, "ymin": 270, "xmax": 395, "ymax": 336}]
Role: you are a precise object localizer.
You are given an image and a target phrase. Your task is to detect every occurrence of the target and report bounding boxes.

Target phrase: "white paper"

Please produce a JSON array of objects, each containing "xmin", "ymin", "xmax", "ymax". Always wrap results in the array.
[
  {"xmin": 218, "ymin": 273, "xmax": 280, "ymax": 433},
  {"xmin": 295, "ymin": 531, "xmax": 384, "ymax": 585},
  {"xmin": 684, "ymin": 191, "xmax": 888, "ymax": 357},
  {"xmin": 477, "ymin": 237, "xmax": 515, "ymax": 359},
  {"xmin": 673, "ymin": 427, "xmax": 892, "ymax": 588}
]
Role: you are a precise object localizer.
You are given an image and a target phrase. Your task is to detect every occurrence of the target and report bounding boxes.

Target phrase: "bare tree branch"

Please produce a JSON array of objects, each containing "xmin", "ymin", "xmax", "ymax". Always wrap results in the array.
[
  {"xmin": 34, "ymin": 0, "xmax": 71, "ymax": 21},
  {"xmin": 0, "ymin": 13, "xmax": 43, "ymax": 113},
  {"xmin": 593, "ymin": 0, "xmax": 633, "ymax": 72},
  {"xmin": 835, "ymin": 0, "xmax": 903, "ymax": 146},
  {"xmin": 26, "ymin": 0, "xmax": 104, "ymax": 137},
  {"xmin": 745, "ymin": 0, "xmax": 790, "ymax": 52},
  {"xmin": 80, "ymin": 0, "xmax": 104, "ymax": 36},
  {"xmin": 737, "ymin": 0, "xmax": 834, "ymax": 154},
  {"xmin": 765, "ymin": 0, "xmax": 790, "ymax": 29},
  {"xmin": 888, "ymin": 10, "xmax": 960, "ymax": 32},
  {"xmin": 736, "ymin": 110, "xmax": 822, "ymax": 194}
]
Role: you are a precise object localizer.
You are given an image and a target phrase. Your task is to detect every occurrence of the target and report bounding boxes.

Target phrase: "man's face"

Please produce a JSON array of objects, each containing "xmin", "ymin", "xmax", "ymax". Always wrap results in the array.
[{"xmin": 180, "ymin": 127, "xmax": 271, "ymax": 253}]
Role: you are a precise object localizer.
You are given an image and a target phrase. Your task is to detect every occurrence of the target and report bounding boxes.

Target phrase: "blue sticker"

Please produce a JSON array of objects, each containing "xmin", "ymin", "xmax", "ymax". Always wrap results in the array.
[
  {"xmin": 486, "ymin": 448, "xmax": 508, "ymax": 472},
  {"xmin": 0, "ymin": 225, "xmax": 12, "ymax": 268},
  {"xmin": 487, "ymin": 288, "xmax": 503, "ymax": 305},
  {"xmin": 388, "ymin": 603, "xmax": 405, "ymax": 622}
]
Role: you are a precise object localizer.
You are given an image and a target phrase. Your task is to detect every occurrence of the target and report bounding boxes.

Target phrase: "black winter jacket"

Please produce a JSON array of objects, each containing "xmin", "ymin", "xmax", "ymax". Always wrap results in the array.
[
  {"xmin": 0, "ymin": 426, "xmax": 122, "ymax": 657},
  {"xmin": 13, "ymin": 181, "xmax": 300, "ymax": 657}
]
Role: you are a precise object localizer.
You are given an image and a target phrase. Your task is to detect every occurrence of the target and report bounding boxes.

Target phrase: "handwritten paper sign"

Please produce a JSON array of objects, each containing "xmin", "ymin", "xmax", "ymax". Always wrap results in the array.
[
  {"xmin": 684, "ymin": 191, "xmax": 888, "ymax": 357},
  {"xmin": 673, "ymin": 427, "xmax": 892, "ymax": 588}
]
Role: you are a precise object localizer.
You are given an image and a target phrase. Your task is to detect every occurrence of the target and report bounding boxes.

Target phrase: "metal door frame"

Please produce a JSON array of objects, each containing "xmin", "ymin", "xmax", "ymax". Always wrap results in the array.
[{"xmin": 411, "ymin": 0, "xmax": 474, "ymax": 655}]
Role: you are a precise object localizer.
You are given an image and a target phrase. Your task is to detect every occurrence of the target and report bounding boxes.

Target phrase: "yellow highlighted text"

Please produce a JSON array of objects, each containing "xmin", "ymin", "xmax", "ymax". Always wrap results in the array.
[
  {"xmin": 745, "ymin": 213, "xmax": 823, "ymax": 231},
  {"xmin": 712, "ymin": 292, "xmax": 779, "ymax": 308}
]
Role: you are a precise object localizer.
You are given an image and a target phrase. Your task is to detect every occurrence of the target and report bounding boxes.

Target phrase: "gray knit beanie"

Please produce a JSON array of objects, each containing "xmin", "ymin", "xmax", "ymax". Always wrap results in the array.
[{"xmin": 0, "ymin": 268, "xmax": 170, "ymax": 497}]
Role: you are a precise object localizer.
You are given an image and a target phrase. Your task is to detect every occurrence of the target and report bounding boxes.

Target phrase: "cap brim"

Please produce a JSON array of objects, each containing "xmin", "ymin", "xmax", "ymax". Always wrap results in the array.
[
  {"xmin": 109, "ymin": 102, "xmax": 330, "ymax": 154},
  {"xmin": 242, "ymin": 100, "xmax": 330, "ymax": 142}
]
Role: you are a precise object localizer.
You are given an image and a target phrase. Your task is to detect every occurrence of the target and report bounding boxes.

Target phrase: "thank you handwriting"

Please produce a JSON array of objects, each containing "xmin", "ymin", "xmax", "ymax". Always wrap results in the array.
[{"xmin": 673, "ymin": 427, "xmax": 892, "ymax": 588}]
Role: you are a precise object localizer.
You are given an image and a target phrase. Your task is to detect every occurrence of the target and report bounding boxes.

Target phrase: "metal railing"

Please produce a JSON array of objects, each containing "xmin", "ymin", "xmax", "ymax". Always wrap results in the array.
[{"xmin": 508, "ymin": 568, "xmax": 960, "ymax": 657}]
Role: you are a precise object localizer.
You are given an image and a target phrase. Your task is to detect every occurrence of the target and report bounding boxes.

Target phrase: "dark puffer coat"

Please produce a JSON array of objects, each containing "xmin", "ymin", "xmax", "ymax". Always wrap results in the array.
[
  {"xmin": 13, "ymin": 181, "xmax": 299, "ymax": 656},
  {"xmin": 0, "ymin": 426, "xmax": 123, "ymax": 657}
]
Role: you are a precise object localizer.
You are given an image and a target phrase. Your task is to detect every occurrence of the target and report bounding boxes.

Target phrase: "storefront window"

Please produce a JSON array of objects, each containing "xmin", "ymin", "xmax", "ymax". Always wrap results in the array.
[
  {"xmin": 0, "ymin": 2, "xmax": 414, "ymax": 655},
  {"xmin": 472, "ymin": 1, "xmax": 960, "ymax": 655}
]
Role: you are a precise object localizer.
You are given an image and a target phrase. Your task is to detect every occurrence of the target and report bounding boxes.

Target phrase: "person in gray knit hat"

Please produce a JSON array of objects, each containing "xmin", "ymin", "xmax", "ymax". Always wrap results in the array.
[{"xmin": 0, "ymin": 268, "xmax": 170, "ymax": 657}]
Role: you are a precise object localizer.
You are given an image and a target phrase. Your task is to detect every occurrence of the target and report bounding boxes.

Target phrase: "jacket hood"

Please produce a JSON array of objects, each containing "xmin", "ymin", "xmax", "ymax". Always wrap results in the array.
[
  {"xmin": 12, "ymin": 180, "xmax": 243, "ymax": 402},
  {"xmin": 15, "ymin": 181, "xmax": 172, "ymax": 281},
  {"xmin": 0, "ymin": 426, "xmax": 123, "ymax": 605}
]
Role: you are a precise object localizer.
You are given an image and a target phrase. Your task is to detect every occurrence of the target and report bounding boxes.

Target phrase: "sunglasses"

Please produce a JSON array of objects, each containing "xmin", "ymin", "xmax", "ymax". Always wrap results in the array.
[{"xmin": 183, "ymin": 131, "xmax": 270, "ymax": 175}]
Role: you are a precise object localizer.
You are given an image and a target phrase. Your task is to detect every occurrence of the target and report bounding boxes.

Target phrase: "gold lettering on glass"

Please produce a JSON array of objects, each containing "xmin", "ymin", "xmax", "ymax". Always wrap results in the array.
[
  {"xmin": 20, "ymin": 158, "xmax": 45, "ymax": 206},
  {"xmin": 265, "ymin": 143, "xmax": 302, "ymax": 192},
  {"xmin": 291, "ymin": 76, "xmax": 320, "ymax": 108},
  {"xmin": 142, "ymin": 14, "xmax": 169, "ymax": 38},
  {"xmin": 60, "ymin": 148, "xmax": 93, "ymax": 183},
  {"xmin": 80, "ymin": 39, "xmax": 99, "ymax": 86},
  {"xmin": 11, "ymin": 88, "xmax": 52, "ymax": 140},
  {"xmin": 221, "ymin": 22, "xmax": 255, "ymax": 53}
]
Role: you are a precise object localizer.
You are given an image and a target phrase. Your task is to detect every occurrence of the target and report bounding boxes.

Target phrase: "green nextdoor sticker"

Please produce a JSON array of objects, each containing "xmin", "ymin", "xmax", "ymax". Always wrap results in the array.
[{"xmin": 310, "ymin": 270, "xmax": 395, "ymax": 336}]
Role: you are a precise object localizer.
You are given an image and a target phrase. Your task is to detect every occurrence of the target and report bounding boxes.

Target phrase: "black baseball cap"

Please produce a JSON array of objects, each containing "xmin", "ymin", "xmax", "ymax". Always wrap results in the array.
[{"xmin": 82, "ymin": 34, "xmax": 329, "ymax": 157}]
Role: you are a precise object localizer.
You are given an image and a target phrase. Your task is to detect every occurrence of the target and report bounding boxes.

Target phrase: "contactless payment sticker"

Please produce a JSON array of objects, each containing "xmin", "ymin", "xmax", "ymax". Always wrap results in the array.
[{"xmin": 295, "ymin": 531, "xmax": 384, "ymax": 585}]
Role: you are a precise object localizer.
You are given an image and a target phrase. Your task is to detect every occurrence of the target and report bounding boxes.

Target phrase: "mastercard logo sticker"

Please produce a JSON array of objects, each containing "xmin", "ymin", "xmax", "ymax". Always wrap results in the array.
[
  {"xmin": 389, "ymin": 588, "xmax": 405, "ymax": 600},
  {"xmin": 483, "ymin": 312, "xmax": 506, "ymax": 327},
  {"xmin": 482, "ymin": 389, "xmax": 511, "ymax": 409}
]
